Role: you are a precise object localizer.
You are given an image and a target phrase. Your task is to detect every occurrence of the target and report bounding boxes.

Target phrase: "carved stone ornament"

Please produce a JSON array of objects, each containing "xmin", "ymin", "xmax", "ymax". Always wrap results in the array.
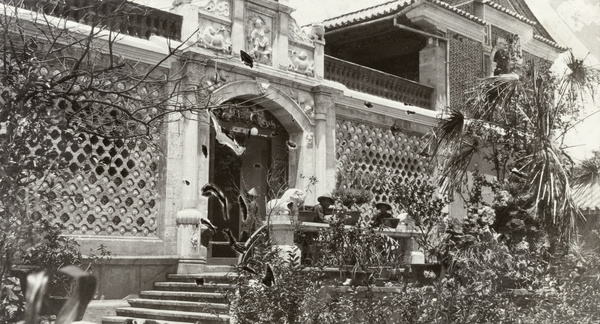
[
  {"xmin": 197, "ymin": 0, "xmax": 230, "ymax": 18},
  {"xmin": 288, "ymin": 18, "xmax": 313, "ymax": 44},
  {"xmin": 246, "ymin": 14, "xmax": 273, "ymax": 65},
  {"xmin": 200, "ymin": 66, "xmax": 229, "ymax": 92},
  {"xmin": 214, "ymin": 102, "xmax": 284, "ymax": 131},
  {"xmin": 297, "ymin": 91, "xmax": 315, "ymax": 119},
  {"xmin": 288, "ymin": 49, "xmax": 314, "ymax": 77},
  {"xmin": 301, "ymin": 23, "xmax": 325, "ymax": 42},
  {"xmin": 197, "ymin": 22, "xmax": 232, "ymax": 54},
  {"xmin": 278, "ymin": 87, "xmax": 315, "ymax": 121},
  {"xmin": 306, "ymin": 132, "xmax": 314, "ymax": 148}
]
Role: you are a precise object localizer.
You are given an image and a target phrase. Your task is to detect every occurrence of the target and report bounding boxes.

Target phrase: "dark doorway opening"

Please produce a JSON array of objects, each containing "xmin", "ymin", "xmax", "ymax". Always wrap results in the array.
[{"xmin": 206, "ymin": 101, "xmax": 289, "ymax": 258}]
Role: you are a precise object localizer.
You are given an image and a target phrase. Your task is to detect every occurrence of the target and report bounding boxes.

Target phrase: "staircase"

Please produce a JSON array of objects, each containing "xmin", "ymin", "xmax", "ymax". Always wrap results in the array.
[{"xmin": 102, "ymin": 265, "xmax": 238, "ymax": 324}]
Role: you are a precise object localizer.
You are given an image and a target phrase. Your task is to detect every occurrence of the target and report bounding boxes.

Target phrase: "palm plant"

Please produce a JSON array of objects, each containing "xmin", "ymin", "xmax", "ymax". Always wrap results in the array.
[{"xmin": 427, "ymin": 49, "xmax": 599, "ymax": 243}]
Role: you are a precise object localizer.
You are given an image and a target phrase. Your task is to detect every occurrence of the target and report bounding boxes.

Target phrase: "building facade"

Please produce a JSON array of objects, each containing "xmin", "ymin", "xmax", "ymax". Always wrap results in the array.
[{"xmin": 8, "ymin": 0, "xmax": 564, "ymax": 298}]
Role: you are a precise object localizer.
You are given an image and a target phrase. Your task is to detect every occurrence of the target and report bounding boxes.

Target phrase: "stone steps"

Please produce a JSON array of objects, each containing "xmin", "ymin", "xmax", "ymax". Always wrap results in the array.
[
  {"xmin": 103, "ymin": 315, "xmax": 196, "ymax": 324},
  {"xmin": 128, "ymin": 298, "xmax": 229, "ymax": 313},
  {"xmin": 154, "ymin": 281, "xmax": 235, "ymax": 292},
  {"xmin": 139, "ymin": 290, "xmax": 228, "ymax": 302},
  {"xmin": 102, "ymin": 267, "xmax": 237, "ymax": 324},
  {"xmin": 166, "ymin": 273, "xmax": 238, "ymax": 284},
  {"xmin": 115, "ymin": 307, "xmax": 230, "ymax": 323}
]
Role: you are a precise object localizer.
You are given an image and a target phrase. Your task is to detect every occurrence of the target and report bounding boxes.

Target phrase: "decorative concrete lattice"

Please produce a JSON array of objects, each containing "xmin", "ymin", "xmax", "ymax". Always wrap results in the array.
[
  {"xmin": 31, "ymin": 131, "xmax": 160, "ymax": 237},
  {"xmin": 448, "ymin": 31, "xmax": 484, "ymax": 108},
  {"xmin": 335, "ymin": 118, "xmax": 428, "ymax": 205}
]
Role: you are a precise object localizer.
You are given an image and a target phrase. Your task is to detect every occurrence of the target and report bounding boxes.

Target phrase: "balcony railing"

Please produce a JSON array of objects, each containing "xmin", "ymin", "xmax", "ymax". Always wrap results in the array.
[
  {"xmin": 325, "ymin": 55, "xmax": 434, "ymax": 109},
  {"xmin": 19, "ymin": 0, "xmax": 182, "ymax": 41}
]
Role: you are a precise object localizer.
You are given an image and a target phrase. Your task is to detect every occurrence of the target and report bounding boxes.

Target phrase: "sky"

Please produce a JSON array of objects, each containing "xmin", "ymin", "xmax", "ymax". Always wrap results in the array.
[{"xmin": 289, "ymin": 0, "xmax": 600, "ymax": 161}]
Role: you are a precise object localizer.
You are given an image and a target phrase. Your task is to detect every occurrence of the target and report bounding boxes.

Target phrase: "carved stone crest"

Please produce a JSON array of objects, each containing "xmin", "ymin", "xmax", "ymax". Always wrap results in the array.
[
  {"xmin": 289, "ymin": 18, "xmax": 313, "ymax": 44},
  {"xmin": 198, "ymin": 0, "xmax": 230, "ymax": 19},
  {"xmin": 246, "ymin": 14, "xmax": 273, "ymax": 65},
  {"xmin": 288, "ymin": 49, "xmax": 314, "ymax": 77},
  {"xmin": 197, "ymin": 22, "xmax": 232, "ymax": 54}
]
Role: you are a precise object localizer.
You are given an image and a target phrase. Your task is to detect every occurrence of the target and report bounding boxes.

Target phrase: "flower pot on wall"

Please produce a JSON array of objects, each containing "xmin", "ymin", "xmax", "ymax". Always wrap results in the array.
[
  {"xmin": 298, "ymin": 211, "xmax": 315, "ymax": 222},
  {"xmin": 382, "ymin": 218, "xmax": 400, "ymax": 228}
]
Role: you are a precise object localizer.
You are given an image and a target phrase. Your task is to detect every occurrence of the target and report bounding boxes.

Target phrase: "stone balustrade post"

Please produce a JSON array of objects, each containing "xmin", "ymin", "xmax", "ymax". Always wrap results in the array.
[
  {"xmin": 176, "ymin": 209, "xmax": 207, "ymax": 273},
  {"xmin": 269, "ymin": 213, "xmax": 300, "ymax": 265}
]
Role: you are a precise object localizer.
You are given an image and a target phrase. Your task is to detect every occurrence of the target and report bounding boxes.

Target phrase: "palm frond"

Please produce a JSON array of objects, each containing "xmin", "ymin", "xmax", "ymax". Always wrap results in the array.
[
  {"xmin": 573, "ymin": 157, "xmax": 600, "ymax": 189},
  {"xmin": 528, "ymin": 142, "xmax": 582, "ymax": 241},
  {"xmin": 564, "ymin": 50, "xmax": 600, "ymax": 101}
]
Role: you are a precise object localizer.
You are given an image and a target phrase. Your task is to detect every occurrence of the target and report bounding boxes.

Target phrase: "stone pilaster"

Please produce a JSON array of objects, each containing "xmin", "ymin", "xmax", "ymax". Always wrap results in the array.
[
  {"xmin": 275, "ymin": 12, "xmax": 289, "ymax": 71},
  {"xmin": 312, "ymin": 88, "xmax": 339, "ymax": 197},
  {"xmin": 176, "ymin": 209, "xmax": 207, "ymax": 273},
  {"xmin": 419, "ymin": 38, "xmax": 447, "ymax": 110},
  {"xmin": 231, "ymin": 0, "xmax": 246, "ymax": 54}
]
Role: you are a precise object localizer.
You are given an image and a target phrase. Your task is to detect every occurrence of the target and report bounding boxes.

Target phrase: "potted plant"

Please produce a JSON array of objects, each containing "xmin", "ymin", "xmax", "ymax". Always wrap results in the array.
[
  {"xmin": 391, "ymin": 180, "xmax": 449, "ymax": 285},
  {"xmin": 332, "ymin": 188, "xmax": 373, "ymax": 225}
]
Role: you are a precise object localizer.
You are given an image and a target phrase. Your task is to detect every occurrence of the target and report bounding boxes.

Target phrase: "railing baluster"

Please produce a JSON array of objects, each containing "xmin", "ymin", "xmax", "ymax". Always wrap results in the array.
[
  {"xmin": 17, "ymin": 0, "xmax": 182, "ymax": 41},
  {"xmin": 324, "ymin": 55, "xmax": 434, "ymax": 109}
]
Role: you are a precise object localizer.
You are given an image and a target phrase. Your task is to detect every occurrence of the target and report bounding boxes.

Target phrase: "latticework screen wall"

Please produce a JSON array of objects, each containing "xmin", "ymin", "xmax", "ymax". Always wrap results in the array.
[
  {"xmin": 335, "ymin": 118, "xmax": 429, "ymax": 206},
  {"xmin": 31, "ymin": 130, "xmax": 161, "ymax": 237}
]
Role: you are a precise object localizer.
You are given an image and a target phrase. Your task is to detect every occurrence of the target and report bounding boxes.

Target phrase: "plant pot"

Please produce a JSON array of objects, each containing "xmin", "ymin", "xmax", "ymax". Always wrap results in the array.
[
  {"xmin": 411, "ymin": 263, "xmax": 442, "ymax": 286},
  {"xmin": 298, "ymin": 211, "xmax": 315, "ymax": 222},
  {"xmin": 382, "ymin": 218, "xmax": 400, "ymax": 228},
  {"xmin": 343, "ymin": 211, "xmax": 361, "ymax": 226}
]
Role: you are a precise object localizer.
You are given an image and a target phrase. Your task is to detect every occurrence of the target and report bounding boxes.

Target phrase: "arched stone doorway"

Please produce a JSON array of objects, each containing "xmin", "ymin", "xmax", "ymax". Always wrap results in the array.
[{"xmin": 208, "ymin": 100, "xmax": 289, "ymax": 254}]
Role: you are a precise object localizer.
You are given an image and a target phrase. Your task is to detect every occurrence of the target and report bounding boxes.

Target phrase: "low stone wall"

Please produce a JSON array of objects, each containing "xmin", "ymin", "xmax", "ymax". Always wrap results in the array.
[{"xmin": 90, "ymin": 256, "xmax": 178, "ymax": 299}]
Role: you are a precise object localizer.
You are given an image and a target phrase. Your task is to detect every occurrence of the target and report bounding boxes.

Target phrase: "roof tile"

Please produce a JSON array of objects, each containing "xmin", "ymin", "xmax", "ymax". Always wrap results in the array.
[{"xmin": 322, "ymin": 0, "xmax": 485, "ymax": 30}]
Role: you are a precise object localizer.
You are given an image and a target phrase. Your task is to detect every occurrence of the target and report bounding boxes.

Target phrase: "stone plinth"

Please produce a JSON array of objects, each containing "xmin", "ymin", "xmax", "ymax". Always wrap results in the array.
[
  {"xmin": 269, "ymin": 214, "xmax": 301, "ymax": 264},
  {"xmin": 176, "ymin": 208, "xmax": 207, "ymax": 274}
]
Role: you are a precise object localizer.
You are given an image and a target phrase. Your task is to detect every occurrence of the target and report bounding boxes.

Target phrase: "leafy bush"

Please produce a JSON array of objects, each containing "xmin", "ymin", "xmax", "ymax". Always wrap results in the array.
[
  {"xmin": 21, "ymin": 221, "xmax": 82, "ymax": 296},
  {"xmin": 332, "ymin": 188, "xmax": 373, "ymax": 209},
  {"xmin": 230, "ymin": 234, "xmax": 329, "ymax": 324}
]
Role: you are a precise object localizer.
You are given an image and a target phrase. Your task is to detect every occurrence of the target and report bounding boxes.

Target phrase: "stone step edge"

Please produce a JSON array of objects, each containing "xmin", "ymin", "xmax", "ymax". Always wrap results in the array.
[
  {"xmin": 128, "ymin": 298, "xmax": 229, "ymax": 309},
  {"xmin": 140, "ymin": 290, "xmax": 227, "ymax": 298},
  {"xmin": 167, "ymin": 272, "xmax": 238, "ymax": 278},
  {"xmin": 103, "ymin": 315, "xmax": 195, "ymax": 324},
  {"xmin": 116, "ymin": 307, "xmax": 230, "ymax": 321},
  {"xmin": 154, "ymin": 282, "xmax": 235, "ymax": 289}
]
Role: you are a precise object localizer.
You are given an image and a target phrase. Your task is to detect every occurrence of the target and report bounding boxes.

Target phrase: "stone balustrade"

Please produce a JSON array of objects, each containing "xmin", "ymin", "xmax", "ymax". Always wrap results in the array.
[
  {"xmin": 20, "ymin": 0, "xmax": 182, "ymax": 41},
  {"xmin": 325, "ymin": 55, "xmax": 434, "ymax": 109}
]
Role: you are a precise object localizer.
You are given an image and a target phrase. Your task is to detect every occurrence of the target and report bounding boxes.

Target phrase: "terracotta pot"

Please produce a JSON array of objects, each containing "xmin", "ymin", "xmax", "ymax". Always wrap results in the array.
[
  {"xmin": 298, "ymin": 211, "xmax": 315, "ymax": 222},
  {"xmin": 382, "ymin": 218, "xmax": 400, "ymax": 228}
]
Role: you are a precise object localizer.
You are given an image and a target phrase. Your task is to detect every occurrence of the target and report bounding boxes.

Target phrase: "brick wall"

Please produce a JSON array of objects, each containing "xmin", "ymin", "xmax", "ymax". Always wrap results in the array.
[{"xmin": 448, "ymin": 31, "xmax": 484, "ymax": 108}]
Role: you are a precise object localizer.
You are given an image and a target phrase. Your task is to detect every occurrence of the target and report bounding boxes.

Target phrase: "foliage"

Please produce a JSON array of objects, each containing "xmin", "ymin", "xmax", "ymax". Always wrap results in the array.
[
  {"xmin": 1, "ymin": 276, "xmax": 24, "ymax": 323},
  {"xmin": 572, "ymin": 149, "xmax": 600, "ymax": 188},
  {"xmin": 308, "ymin": 218, "xmax": 403, "ymax": 273},
  {"xmin": 334, "ymin": 158, "xmax": 374, "ymax": 209},
  {"xmin": 20, "ymin": 266, "xmax": 96, "ymax": 324},
  {"xmin": 21, "ymin": 221, "xmax": 82, "ymax": 295},
  {"xmin": 332, "ymin": 188, "xmax": 373, "ymax": 209},
  {"xmin": 391, "ymin": 179, "xmax": 449, "ymax": 262},
  {"xmin": 230, "ymin": 234, "xmax": 329, "ymax": 324},
  {"xmin": 0, "ymin": 0, "xmax": 225, "ymax": 318},
  {"xmin": 427, "ymin": 48, "xmax": 600, "ymax": 242}
]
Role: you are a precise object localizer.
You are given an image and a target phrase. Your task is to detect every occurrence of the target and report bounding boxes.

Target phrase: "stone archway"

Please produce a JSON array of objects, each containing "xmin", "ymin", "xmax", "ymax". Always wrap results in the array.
[
  {"xmin": 209, "ymin": 80, "xmax": 315, "ymax": 134},
  {"xmin": 205, "ymin": 81, "xmax": 314, "ymax": 249}
]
